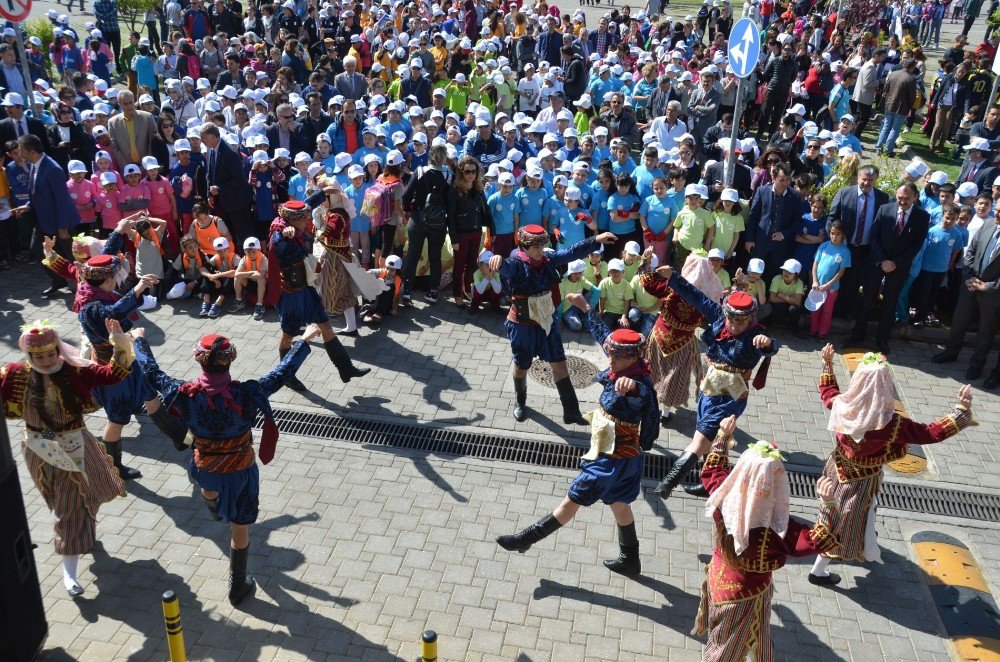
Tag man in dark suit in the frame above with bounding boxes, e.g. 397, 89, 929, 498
956, 137, 999, 193
333, 56, 367, 101
0, 93, 51, 153
933, 214, 1000, 387
746, 162, 801, 284
13, 134, 80, 296
200, 124, 254, 250
265, 103, 310, 157
848, 182, 930, 355
214, 53, 247, 92
703, 141, 752, 202
827, 166, 891, 318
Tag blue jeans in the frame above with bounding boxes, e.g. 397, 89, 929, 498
563, 306, 585, 331
877, 111, 906, 153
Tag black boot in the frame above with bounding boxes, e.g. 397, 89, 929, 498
496, 514, 562, 553
324, 338, 371, 383
228, 544, 256, 606
149, 404, 190, 451
554, 377, 587, 425
683, 483, 710, 497
279, 348, 308, 391
203, 495, 222, 521
513, 376, 528, 422
604, 522, 641, 576
104, 439, 142, 480
653, 451, 698, 499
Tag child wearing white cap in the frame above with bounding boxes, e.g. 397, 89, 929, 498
599, 258, 635, 331
345, 165, 373, 268
141, 157, 181, 254
767, 258, 805, 328
558, 259, 598, 331
95, 172, 123, 235
621, 240, 643, 281
745, 257, 768, 317
231, 237, 270, 321
250, 150, 287, 240
793, 193, 828, 288
203, 236, 241, 318
66, 160, 99, 233
469, 250, 503, 313
709, 188, 744, 261
121, 163, 152, 215
363, 254, 404, 324
672, 183, 714, 268
488, 172, 519, 259
585, 244, 608, 286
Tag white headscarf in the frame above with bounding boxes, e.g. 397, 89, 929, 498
705, 441, 791, 556
827, 354, 896, 438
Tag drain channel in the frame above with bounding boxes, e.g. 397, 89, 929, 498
258, 409, 1000, 523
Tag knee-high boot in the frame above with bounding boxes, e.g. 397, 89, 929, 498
554, 376, 586, 425
278, 348, 308, 391
496, 513, 563, 553
513, 375, 528, 422
104, 438, 141, 480
228, 543, 256, 606
148, 403, 190, 451
653, 451, 698, 499
604, 522, 641, 576
325, 338, 370, 383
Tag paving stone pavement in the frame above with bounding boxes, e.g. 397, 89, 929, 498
4, 253, 1000, 661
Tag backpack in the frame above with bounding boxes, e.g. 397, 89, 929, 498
361, 178, 400, 227
416, 167, 448, 230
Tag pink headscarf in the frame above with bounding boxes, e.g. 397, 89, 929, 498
681, 253, 725, 304
705, 441, 791, 556
827, 354, 896, 438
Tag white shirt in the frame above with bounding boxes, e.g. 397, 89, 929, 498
649, 116, 688, 152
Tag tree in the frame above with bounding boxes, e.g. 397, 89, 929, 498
118, 0, 163, 33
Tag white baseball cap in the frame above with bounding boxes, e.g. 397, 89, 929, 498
720, 188, 739, 203
386, 150, 405, 166
141, 156, 160, 170
244, 237, 261, 250
385, 255, 403, 270
564, 186, 582, 201
624, 241, 641, 256
567, 259, 585, 274
67, 160, 87, 174
957, 182, 979, 198
123, 164, 142, 176
780, 259, 802, 274
929, 171, 949, 186
608, 258, 626, 272
498, 172, 515, 186
213, 237, 230, 250
100, 171, 118, 185
707, 248, 726, 260
748, 258, 766, 274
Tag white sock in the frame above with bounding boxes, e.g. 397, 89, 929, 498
62, 554, 80, 590
341, 307, 357, 332
811, 556, 831, 577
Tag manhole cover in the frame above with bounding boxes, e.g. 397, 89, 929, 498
527, 356, 600, 389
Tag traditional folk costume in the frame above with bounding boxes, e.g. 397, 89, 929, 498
498, 225, 598, 424
693, 433, 838, 661
73, 250, 185, 479
653, 274, 778, 498
269, 200, 368, 389
134, 333, 310, 606
639, 255, 725, 422
808, 354, 975, 583
1, 321, 128, 597
496, 322, 658, 575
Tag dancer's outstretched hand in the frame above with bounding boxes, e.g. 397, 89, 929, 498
129, 326, 145, 340
594, 232, 618, 244
821, 343, 835, 363
614, 376, 636, 395
564, 292, 589, 311
958, 384, 973, 408
655, 265, 673, 280
816, 476, 836, 502
105, 319, 124, 336
718, 415, 737, 438
302, 323, 321, 342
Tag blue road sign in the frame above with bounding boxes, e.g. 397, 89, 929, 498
728, 18, 761, 79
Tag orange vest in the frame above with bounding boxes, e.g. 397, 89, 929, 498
193, 218, 223, 255
242, 252, 263, 273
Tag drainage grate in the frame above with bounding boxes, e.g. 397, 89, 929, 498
527, 356, 600, 389
258, 409, 1000, 523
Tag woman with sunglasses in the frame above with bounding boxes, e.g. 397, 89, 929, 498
447, 157, 493, 308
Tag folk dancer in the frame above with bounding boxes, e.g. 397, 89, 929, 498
487, 225, 617, 424
496, 293, 658, 575
808, 346, 975, 585
133, 327, 316, 605
692, 414, 840, 660
1, 320, 130, 597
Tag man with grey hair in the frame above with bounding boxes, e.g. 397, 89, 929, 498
334, 56, 366, 100
645, 100, 686, 151
265, 102, 309, 155
106, 90, 157, 168
201, 123, 254, 249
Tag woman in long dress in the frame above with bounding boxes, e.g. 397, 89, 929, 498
313, 181, 361, 335
0, 319, 130, 597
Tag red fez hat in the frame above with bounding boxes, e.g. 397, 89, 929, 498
521, 224, 546, 235
284, 200, 306, 210
87, 254, 115, 267
199, 334, 231, 350
609, 328, 642, 345
726, 291, 755, 312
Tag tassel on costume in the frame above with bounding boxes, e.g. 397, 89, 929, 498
752, 356, 771, 390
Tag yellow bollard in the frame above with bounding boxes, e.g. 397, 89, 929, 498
421, 630, 437, 661
161, 590, 187, 662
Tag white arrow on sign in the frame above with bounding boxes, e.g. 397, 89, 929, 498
730, 25, 755, 76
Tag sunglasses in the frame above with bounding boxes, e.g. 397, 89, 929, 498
463, 168, 478, 175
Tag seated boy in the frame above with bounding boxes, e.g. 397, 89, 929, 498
230, 236, 269, 320
767, 258, 806, 329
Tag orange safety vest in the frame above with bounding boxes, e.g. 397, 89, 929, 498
242, 252, 263, 273
181, 251, 204, 272
379, 268, 402, 300
192, 217, 223, 254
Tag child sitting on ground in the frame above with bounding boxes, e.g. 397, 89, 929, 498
559, 259, 598, 331
363, 254, 403, 325
130, 215, 170, 300
768, 258, 806, 330
707, 248, 731, 296
598, 257, 634, 330
230, 236, 269, 320
470, 249, 503, 313
746, 257, 769, 319
584, 244, 608, 285
168, 234, 215, 309
203, 236, 239, 318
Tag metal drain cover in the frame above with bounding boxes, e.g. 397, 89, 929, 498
527, 355, 600, 389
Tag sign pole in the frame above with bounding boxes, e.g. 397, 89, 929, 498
12, 23, 39, 119
724, 78, 744, 188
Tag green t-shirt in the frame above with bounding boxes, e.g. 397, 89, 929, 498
674, 207, 715, 252
599, 277, 634, 314
446, 84, 470, 115
770, 275, 805, 298
622, 257, 640, 282
584, 258, 608, 284
746, 278, 766, 302
559, 274, 595, 312
716, 268, 732, 290
711, 211, 745, 253
631, 274, 659, 311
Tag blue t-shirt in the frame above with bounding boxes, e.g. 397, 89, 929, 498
611, 157, 637, 177
639, 194, 673, 235
632, 166, 665, 199
548, 198, 586, 247
794, 213, 827, 266
607, 191, 641, 234
352, 146, 388, 166
921, 223, 963, 272
288, 173, 308, 201
664, 188, 686, 219
347, 182, 371, 233
487, 191, 518, 235
516, 186, 548, 226
590, 184, 613, 231
814, 240, 852, 291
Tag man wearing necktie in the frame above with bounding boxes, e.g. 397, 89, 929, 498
847, 182, 930, 356
933, 211, 1000, 388
957, 137, 998, 193
0, 93, 51, 153
199, 124, 254, 250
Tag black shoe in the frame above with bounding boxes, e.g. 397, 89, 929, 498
228, 545, 256, 606
808, 572, 842, 587
554, 377, 586, 425
229, 299, 246, 313
41, 286, 64, 297
335, 328, 360, 337
983, 373, 1000, 390
931, 351, 958, 364
966, 366, 983, 381
653, 451, 698, 499
603, 523, 641, 576
682, 483, 709, 497
104, 440, 142, 480
324, 338, 369, 382
496, 514, 563, 553
513, 376, 528, 423
424, 289, 438, 303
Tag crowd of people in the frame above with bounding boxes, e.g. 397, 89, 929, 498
0, 0, 996, 658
